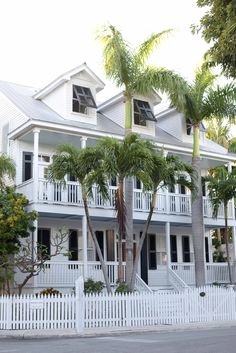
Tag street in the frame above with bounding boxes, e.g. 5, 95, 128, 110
0, 327, 236, 353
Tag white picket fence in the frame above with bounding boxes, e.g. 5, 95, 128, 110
1, 279, 236, 331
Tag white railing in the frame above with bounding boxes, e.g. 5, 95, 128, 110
34, 261, 125, 288
135, 274, 153, 293
171, 263, 230, 285
16, 179, 234, 219
168, 266, 190, 292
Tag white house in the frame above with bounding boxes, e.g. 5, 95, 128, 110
1, 63, 236, 293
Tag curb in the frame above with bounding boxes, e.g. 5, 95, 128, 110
1, 320, 236, 340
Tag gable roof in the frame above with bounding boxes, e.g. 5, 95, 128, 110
34, 63, 105, 100
0, 80, 124, 136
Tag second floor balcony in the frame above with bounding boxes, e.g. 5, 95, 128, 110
17, 179, 234, 220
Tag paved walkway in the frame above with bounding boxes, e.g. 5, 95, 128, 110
1, 320, 236, 339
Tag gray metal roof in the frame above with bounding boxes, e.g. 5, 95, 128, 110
0, 81, 124, 136
0, 80, 234, 159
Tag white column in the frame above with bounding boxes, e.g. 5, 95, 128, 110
164, 151, 170, 214
81, 136, 88, 278
228, 162, 235, 219
165, 222, 171, 267
33, 129, 40, 203
32, 219, 38, 290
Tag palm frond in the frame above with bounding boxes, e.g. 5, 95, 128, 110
135, 29, 173, 66
96, 24, 133, 88
0, 154, 16, 188
202, 83, 236, 121
133, 66, 189, 112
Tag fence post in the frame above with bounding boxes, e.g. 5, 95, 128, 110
75, 276, 84, 333
6, 295, 12, 330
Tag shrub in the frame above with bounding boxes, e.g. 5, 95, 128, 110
115, 282, 130, 293
39, 287, 61, 296
84, 278, 104, 294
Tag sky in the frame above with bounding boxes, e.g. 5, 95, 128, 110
0, 0, 209, 103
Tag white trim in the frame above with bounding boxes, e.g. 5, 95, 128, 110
34, 63, 105, 99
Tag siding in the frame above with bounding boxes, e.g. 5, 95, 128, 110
0, 92, 28, 135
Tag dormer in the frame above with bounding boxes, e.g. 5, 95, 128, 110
34, 63, 105, 125
156, 108, 206, 142
98, 91, 161, 137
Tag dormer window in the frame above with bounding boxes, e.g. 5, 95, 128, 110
133, 99, 156, 126
186, 119, 192, 135
72, 85, 97, 114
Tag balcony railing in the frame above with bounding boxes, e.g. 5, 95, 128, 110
16, 179, 233, 219
14, 261, 230, 289
170, 263, 230, 285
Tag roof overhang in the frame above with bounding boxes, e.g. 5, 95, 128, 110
34, 63, 105, 100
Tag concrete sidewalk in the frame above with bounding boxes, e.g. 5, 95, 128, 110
1, 320, 236, 340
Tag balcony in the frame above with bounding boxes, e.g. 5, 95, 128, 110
16, 179, 233, 219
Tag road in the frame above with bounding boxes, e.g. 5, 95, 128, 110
0, 327, 236, 353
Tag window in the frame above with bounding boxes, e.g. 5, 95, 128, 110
148, 234, 157, 269
22, 152, 33, 182
186, 119, 192, 135
170, 235, 178, 262
133, 99, 156, 126
69, 230, 78, 261
205, 237, 209, 263
95, 231, 104, 261
182, 236, 190, 262
72, 85, 96, 114
37, 228, 51, 259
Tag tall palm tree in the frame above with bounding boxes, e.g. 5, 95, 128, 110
98, 25, 188, 284
205, 166, 236, 284
176, 62, 236, 286
49, 144, 112, 293
98, 133, 155, 286
129, 152, 195, 291
0, 154, 15, 189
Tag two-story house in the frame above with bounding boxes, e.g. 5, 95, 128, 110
1, 63, 236, 293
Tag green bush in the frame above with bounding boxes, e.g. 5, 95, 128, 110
39, 287, 61, 296
115, 282, 130, 293
84, 278, 104, 294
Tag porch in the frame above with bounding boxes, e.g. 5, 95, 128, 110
14, 261, 230, 292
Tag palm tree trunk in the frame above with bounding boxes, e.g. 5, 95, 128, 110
116, 177, 126, 283
124, 95, 134, 289
224, 203, 233, 284
82, 187, 112, 293
192, 124, 206, 287
125, 176, 133, 288
129, 191, 157, 291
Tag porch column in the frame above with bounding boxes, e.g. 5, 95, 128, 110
164, 151, 170, 214
32, 219, 38, 290
81, 136, 88, 278
228, 162, 235, 219
33, 129, 40, 203
165, 222, 171, 267
232, 227, 236, 284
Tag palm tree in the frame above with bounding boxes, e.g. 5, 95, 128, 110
129, 151, 196, 291
206, 117, 231, 149
48, 144, 112, 293
98, 25, 188, 284
0, 154, 15, 189
205, 166, 236, 284
98, 133, 155, 286
177, 62, 236, 286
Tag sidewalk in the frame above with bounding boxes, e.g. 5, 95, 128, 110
1, 320, 236, 340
